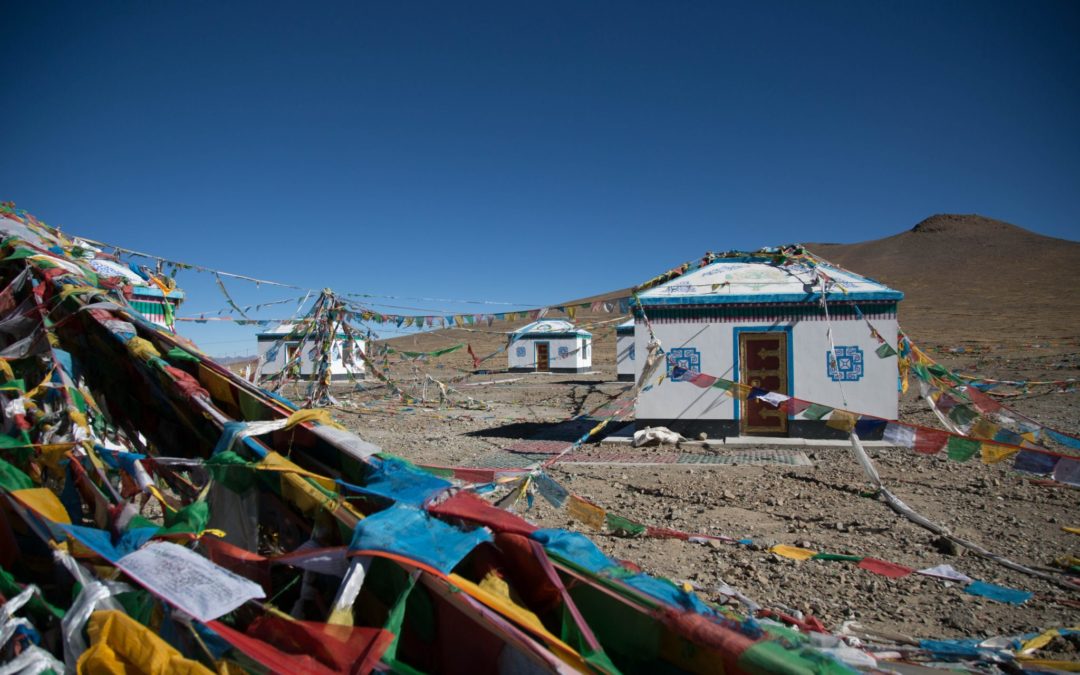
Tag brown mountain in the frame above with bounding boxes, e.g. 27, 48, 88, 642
807, 214, 1080, 345
379, 213, 1078, 375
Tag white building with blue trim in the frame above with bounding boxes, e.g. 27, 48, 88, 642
87, 258, 185, 330
256, 322, 364, 381
634, 255, 903, 438
508, 320, 592, 373
616, 319, 636, 381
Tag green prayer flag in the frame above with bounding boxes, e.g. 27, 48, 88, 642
947, 404, 978, 427
875, 343, 897, 358
946, 436, 979, 462
605, 513, 646, 538
206, 450, 258, 493
912, 363, 931, 382
381, 573, 422, 674
161, 500, 210, 535
2, 248, 36, 262
811, 553, 863, 562
0, 379, 26, 392
0, 565, 65, 620
165, 347, 200, 363
802, 403, 833, 421
0, 456, 34, 491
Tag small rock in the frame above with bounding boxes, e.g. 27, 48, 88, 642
931, 536, 963, 557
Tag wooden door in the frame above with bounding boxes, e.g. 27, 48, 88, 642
535, 343, 550, 372
738, 332, 789, 435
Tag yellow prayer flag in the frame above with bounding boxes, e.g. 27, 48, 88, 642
449, 574, 589, 672
970, 418, 999, 440
726, 384, 750, 401
769, 544, 817, 561
1015, 659, 1080, 672
284, 408, 344, 430
11, 487, 71, 525
126, 336, 162, 363
1020, 628, 1061, 655
77, 610, 213, 675
198, 364, 237, 408
980, 442, 1018, 464
825, 410, 856, 433
38, 443, 75, 475
1062, 526, 1080, 536
567, 495, 606, 530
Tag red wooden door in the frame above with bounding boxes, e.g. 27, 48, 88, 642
535, 343, 550, 371
739, 332, 789, 435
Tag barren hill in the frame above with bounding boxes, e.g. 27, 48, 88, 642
378, 214, 1079, 375
375, 286, 633, 379
807, 214, 1080, 345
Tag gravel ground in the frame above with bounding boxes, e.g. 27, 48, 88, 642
315, 340, 1080, 642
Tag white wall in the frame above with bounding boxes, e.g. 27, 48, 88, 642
258, 337, 365, 379
635, 317, 898, 423
508, 336, 592, 370
616, 332, 636, 378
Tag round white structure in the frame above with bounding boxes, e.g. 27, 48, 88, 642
507, 320, 592, 373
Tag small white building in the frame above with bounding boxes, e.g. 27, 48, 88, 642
634, 255, 903, 439
87, 258, 185, 330
615, 319, 636, 381
257, 322, 365, 381
508, 320, 592, 373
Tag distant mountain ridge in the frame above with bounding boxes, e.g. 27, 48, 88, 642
381, 213, 1078, 368
807, 214, 1080, 344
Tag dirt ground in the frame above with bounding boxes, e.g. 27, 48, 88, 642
282, 334, 1080, 645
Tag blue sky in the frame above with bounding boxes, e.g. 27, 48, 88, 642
2, 2, 1078, 355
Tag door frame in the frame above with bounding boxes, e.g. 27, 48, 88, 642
534, 341, 550, 372
733, 327, 793, 435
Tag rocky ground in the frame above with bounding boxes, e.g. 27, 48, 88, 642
303, 338, 1080, 643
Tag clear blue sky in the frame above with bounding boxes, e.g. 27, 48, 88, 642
2, 2, 1078, 355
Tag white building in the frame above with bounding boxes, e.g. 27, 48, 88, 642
634, 255, 903, 438
508, 320, 592, 373
616, 319, 636, 381
87, 258, 185, 330
257, 322, 365, 381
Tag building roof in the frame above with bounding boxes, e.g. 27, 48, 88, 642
638, 256, 903, 306
256, 321, 359, 340
510, 319, 591, 338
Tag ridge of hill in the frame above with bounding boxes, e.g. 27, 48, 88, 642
378, 214, 1079, 374
807, 214, 1080, 344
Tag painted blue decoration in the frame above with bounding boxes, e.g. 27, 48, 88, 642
558, 346, 569, 359
515, 346, 526, 357
827, 346, 864, 381
667, 347, 700, 382
628, 343, 635, 360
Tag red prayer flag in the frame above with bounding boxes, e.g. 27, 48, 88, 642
858, 557, 914, 579
689, 373, 718, 388
914, 428, 950, 455
208, 617, 393, 675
